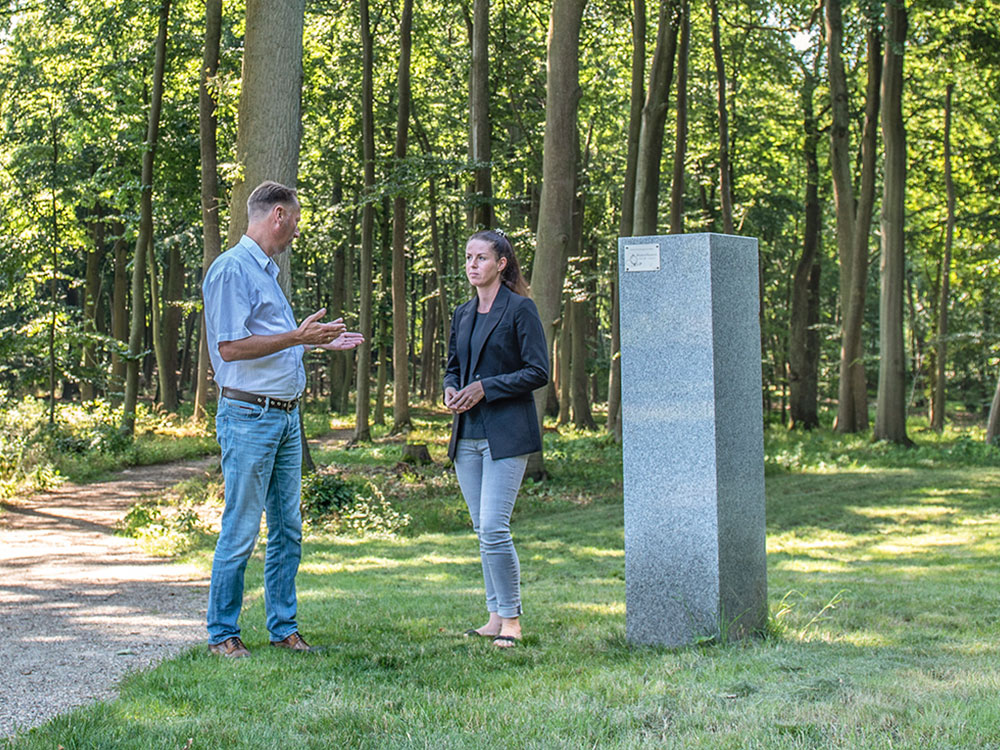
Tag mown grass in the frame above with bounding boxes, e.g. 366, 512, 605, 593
7, 411, 1000, 748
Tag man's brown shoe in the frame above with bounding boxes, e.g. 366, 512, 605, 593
270, 632, 315, 652
208, 636, 250, 658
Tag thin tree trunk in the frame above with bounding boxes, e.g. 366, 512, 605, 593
338, 221, 357, 414
831, 5, 881, 433
469, 0, 494, 229
609, 0, 646, 441
122, 0, 170, 436
527, 0, 588, 479
669, 0, 689, 234
570, 296, 595, 429
110, 222, 128, 396
411, 113, 451, 359
391, 0, 414, 434
193, 0, 223, 423
375, 197, 390, 427
178, 310, 196, 396
146, 234, 168, 406
570, 130, 595, 430
557, 313, 570, 426
81, 208, 104, 401
930, 82, 955, 431
632, 0, 680, 236
874, 0, 910, 445
420, 296, 438, 398
353, 0, 375, 443
710, 0, 733, 233
328, 196, 350, 411
788, 62, 822, 430
48, 103, 59, 424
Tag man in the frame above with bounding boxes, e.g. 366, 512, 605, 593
202, 180, 363, 658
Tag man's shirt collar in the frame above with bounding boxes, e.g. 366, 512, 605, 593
238, 234, 279, 279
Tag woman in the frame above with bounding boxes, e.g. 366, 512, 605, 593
444, 229, 549, 648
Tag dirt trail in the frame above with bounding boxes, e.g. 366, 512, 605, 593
0, 457, 219, 738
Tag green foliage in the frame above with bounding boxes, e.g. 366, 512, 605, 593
764, 420, 1000, 475
114, 475, 219, 556
0, 395, 217, 498
302, 470, 411, 537
301, 470, 368, 518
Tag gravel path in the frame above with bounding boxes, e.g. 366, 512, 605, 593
0, 457, 219, 739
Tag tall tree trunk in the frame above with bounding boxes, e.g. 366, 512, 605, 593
669, 0, 689, 234
224, 0, 305, 295
528, 0, 588, 479
163, 245, 183, 408
178, 310, 196, 396
420, 295, 438, 398
110, 221, 128, 396
632, 0, 680, 235
391, 0, 413, 434
354, 0, 375, 442
147, 236, 181, 411
788, 62, 822, 429
411, 114, 451, 363
146, 234, 169, 406
338, 218, 357, 414
193, 0, 223, 423
609, 0, 646, 441
570, 295, 595, 429
327, 196, 351, 412
47, 102, 59, 424
930, 82, 955, 432
710, 0, 733, 233
81, 209, 104, 401
556, 313, 570, 426
469, 0, 494, 229
830, 3, 881, 433
122, 0, 170, 436
874, 0, 910, 445
225, 0, 308, 464
570, 131, 595, 430
375, 197, 390, 427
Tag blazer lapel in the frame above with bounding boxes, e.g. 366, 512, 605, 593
456, 299, 476, 385
469, 285, 510, 375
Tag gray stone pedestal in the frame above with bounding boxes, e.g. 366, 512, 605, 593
618, 233, 766, 647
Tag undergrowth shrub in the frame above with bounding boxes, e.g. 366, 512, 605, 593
301, 470, 410, 536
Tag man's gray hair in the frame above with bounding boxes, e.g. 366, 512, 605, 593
247, 181, 298, 221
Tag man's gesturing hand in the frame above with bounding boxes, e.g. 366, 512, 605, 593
296, 308, 347, 346
316, 331, 365, 351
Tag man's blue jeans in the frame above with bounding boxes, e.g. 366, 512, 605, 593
206, 397, 303, 644
453, 439, 528, 618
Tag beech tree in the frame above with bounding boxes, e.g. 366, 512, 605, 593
121, 0, 170, 437
193, 0, 223, 423
874, 0, 910, 445
529, 0, 588, 477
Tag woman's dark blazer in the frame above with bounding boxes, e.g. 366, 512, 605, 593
444, 284, 549, 461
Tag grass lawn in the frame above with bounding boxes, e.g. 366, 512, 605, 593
6, 414, 1000, 749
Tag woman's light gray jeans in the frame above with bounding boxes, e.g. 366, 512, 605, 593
454, 439, 528, 618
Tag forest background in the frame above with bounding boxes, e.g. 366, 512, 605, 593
2, 0, 1000, 471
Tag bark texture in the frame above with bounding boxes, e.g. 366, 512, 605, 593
874, 0, 910, 444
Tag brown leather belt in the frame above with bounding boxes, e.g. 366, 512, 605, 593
221, 387, 298, 412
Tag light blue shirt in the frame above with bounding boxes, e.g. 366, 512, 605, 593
202, 235, 305, 399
